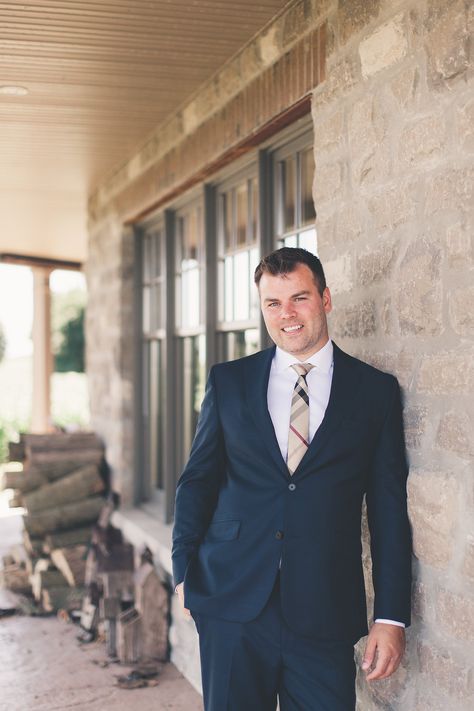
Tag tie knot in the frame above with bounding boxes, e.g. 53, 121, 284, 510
291, 363, 314, 378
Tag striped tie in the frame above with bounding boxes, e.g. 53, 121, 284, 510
287, 363, 314, 475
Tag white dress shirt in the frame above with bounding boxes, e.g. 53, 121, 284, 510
267, 339, 404, 629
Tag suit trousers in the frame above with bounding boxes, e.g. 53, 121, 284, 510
191, 572, 356, 711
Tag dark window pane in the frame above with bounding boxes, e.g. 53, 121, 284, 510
236, 183, 247, 247
301, 148, 315, 226
284, 157, 296, 232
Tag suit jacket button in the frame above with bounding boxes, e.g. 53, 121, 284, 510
275, 530, 284, 540
288, 483, 296, 491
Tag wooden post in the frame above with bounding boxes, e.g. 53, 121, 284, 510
31, 266, 53, 433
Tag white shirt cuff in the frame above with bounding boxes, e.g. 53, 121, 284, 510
375, 618, 405, 627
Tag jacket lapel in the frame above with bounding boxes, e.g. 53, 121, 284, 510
245, 346, 289, 478
293, 342, 363, 478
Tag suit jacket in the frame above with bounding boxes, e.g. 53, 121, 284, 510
172, 342, 412, 642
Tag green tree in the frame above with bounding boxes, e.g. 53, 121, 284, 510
0, 322, 6, 363
54, 306, 85, 372
52, 288, 86, 373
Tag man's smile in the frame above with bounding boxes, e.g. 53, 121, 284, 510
282, 324, 304, 333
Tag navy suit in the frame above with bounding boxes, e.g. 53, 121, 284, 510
172, 342, 412, 708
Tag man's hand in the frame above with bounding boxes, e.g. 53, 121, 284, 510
175, 582, 191, 618
362, 623, 405, 681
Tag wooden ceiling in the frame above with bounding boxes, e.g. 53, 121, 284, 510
0, 0, 290, 262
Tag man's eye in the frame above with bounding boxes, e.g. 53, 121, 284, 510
295, 297, 306, 302
268, 302, 279, 308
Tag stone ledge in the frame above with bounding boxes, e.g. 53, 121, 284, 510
111, 506, 173, 579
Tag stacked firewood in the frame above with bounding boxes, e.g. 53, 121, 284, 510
1, 432, 106, 612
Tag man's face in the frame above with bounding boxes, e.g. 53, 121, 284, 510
258, 263, 332, 360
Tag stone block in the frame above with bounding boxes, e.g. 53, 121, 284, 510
348, 94, 386, 154
435, 588, 474, 641
312, 56, 358, 109
335, 203, 363, 243
338, 0, 381, 44
407, 469, 460, 569
259, 25, 280, 67
368, 183, 417, 233
449, 285, 474, 337
399, 114, 446, 165
380, 296, 393, 336
425, 0, 470, 89
390, 65, 420, 109
395, 237, 443, 336
329, 300, 376, 338
462, 535, 474, 580
417, 349, 474, 394
313, 109, 345, 154
356, 240, 396, 285
417, 639, 474, 698
445, 222, 474, 268
314, 160, 344, 204
457, 98, 474, 152
436, 410, 474, 459
324, 253, 353, 294
359, 13, 408, 79
352, 141, 392, 186
404, 406, 428, 450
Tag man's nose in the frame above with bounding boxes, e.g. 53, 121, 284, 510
281, 303, 297, 319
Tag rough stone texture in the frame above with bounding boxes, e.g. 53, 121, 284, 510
404, 406, 428, 450
339, 0, 381, 44
357, 240, 396, 285
425, 0, 470, 89
417, 640, 474, 699
436, 410, 474, 459
314, 160, 344, 204
462, 535, 474, 580
396, 237, 443, 336
324, 253, 353, 294
390, 65, 420, 108
435, 588, 474, 641
399, 114, 446, 165
425, 165, 474, 215
407, 469, 460, 569
457, 97, 474, 151
417, 349, 474, 394
445, 222, 474, 268
359, 14, 408, 78
449, 285, 474, 337
328, 300, 377, 339
367, 182, 417, 233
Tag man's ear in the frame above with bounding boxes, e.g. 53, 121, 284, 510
323, 287, 332, 314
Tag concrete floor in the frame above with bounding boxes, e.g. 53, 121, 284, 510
0, 496, 203, 711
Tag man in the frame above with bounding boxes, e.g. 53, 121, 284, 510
172, 247, 412, 710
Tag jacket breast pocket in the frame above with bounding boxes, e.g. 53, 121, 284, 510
205, 520, 240, 542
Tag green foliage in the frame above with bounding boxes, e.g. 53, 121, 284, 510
0, 322, 6, 364
0, 418, 25, 465
52, 289, 86, 373
54, 307, 85, 373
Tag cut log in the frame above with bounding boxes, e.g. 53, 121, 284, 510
43, 525, 93, 553
22, 432, 102, 454
23, 495, 104, 537
2, 554, 15, 568
23, 465, 105, 513
34, 558, 52, 574
134, 563, 168, 661
50, 546, 88, 587
22, 530, 43, 558
95, 542, 134, 574
31, 570, 68, 602
42, 586, 85, 612
117, 608, 141, 664
25, 450, 104, 482
8, 441, 24, 462
1, 564, 30, 594
1, 468, 46, 493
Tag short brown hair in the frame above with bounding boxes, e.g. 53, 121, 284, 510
254, 247, 326, 296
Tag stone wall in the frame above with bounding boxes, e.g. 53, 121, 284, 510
86, 0, 473, 706
313, 1, 473, 708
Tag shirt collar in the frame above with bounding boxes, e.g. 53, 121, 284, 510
273, 339, 334, 374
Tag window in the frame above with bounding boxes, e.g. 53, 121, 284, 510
273, 139, 317, 253
175, 199, 207, 471
140, 225, 165, 502
216, 170, 260, 361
